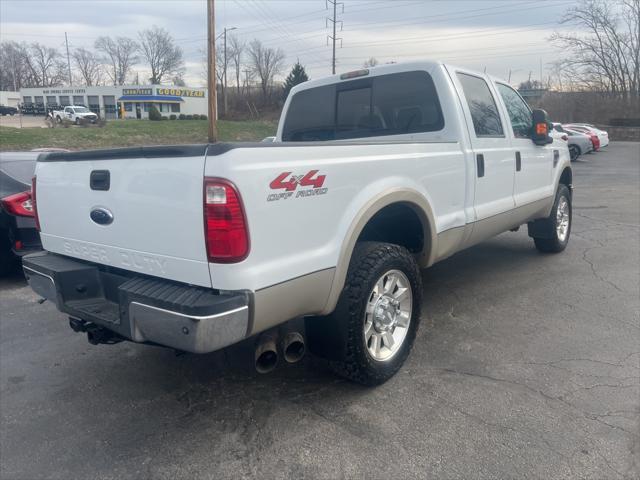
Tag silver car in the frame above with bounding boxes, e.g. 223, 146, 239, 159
552, 123, 593, 161
565, 123, 609, 148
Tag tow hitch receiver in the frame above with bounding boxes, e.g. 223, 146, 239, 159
68, 317, 124, 345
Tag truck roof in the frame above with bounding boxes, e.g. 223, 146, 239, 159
289, 60, 511, 96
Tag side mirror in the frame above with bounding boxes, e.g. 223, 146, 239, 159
531, 109, 553, 146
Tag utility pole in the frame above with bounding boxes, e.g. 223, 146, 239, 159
243, 69, 251, 94
224, 28, 228, 116
65, 32, 72, 86
539, 58, 543, 84
326, 0, 343, 74
207, 0, 218, 143
10, 50, 17, 91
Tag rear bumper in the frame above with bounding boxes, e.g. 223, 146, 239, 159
23, 251, 250, 353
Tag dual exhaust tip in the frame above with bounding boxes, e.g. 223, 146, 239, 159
255, 331, 305, 374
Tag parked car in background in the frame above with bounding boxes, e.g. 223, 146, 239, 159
566, 124, 609, 148
565, 128, 595, 160
552, 123, 593, 161
0, 105, 18, 116
52, 105, 99, 125
550, 123, 568, 145
0, 152, 41, 275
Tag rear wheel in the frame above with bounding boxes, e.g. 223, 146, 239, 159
568, 144, 581, 162
532, 184, 572, 253
306, 242, 422, 385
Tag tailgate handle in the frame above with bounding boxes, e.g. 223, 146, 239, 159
90, 170, 110, 191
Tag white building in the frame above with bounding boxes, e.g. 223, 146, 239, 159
19, 84, 208, 119
0, 91, 20, 108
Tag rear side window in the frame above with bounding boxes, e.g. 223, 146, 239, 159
282, 71, 444, 141
456, 73, 504, 137
497, 83, 532, 138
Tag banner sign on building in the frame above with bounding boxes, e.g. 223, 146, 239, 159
156, 88, 205, 98
123, 88, 153, 95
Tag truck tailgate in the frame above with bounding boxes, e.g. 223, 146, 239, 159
35, 147, 211, 287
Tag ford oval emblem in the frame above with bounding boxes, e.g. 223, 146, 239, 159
90, 207, 114, 225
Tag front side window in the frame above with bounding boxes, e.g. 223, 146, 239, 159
282, 71, 444, 141
456, 73, 504, 137
497, 83, 532, 138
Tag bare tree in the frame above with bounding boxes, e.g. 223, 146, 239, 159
551, 0, 639, 102
26, 43, 66, 87
246, 39, 285, 101
228, 35, 245, 95
72, 47, 102, 86
172, 74, 186, 86
95, 36, 138, 85
0, 41, 34, 90
138, 25, 184, 84
363, 57, 379, 68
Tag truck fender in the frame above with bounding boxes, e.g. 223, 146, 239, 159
319, 188, 437, 315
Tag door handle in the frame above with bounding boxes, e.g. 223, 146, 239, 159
515, 151, 522, 172
476, 154, 485, 178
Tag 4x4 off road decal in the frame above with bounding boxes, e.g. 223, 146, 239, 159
267, 170, 328, 202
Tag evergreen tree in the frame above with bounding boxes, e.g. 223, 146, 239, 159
282, 62, 309, 100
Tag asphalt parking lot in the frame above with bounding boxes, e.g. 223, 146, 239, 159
1, 142, 638, 480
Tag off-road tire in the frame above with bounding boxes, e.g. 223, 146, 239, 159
316, 242, 422, 386
533, 184, 572, 253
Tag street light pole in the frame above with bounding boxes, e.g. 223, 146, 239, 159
207, 0, 217, 143
222, 26, 237, 118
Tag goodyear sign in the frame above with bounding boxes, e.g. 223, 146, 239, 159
156, 88, 205, 98
123, 88, 152, 95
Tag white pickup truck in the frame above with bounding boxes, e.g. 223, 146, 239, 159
24, 61, 572, 385
52, 105, 99, 125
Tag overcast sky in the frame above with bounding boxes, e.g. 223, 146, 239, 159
1, 0, 583, 86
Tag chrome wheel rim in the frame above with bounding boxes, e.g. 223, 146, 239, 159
364, 269, 412, 362
556, 196, 570, 242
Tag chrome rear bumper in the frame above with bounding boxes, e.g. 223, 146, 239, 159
23, 252, 250, 354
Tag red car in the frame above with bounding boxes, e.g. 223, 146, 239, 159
1, 189, 40, 275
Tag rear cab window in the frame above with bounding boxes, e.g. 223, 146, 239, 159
282, 70, 445, 141
456, 73, 504, 137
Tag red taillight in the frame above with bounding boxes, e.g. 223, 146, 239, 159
1, 190, 34, 217
203, 178, 249, 263
32, 176, 40, 230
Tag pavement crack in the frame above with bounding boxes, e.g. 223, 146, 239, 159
580, 242, 625, 293
437, 367, 640, 438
